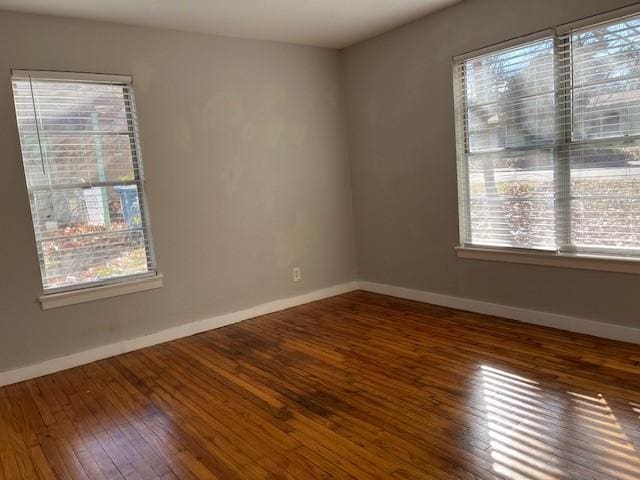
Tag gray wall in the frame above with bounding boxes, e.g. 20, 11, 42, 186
3, 0, 640, 373
343, 0, 640, 328
0, 11, 356, 371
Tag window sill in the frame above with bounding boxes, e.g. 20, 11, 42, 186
39, 274, 164, 310
456, 246, 640, 274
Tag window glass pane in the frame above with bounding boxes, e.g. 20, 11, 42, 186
572, 17, 640, 87
467, 149, 556, 249
17, 133, 136, 188
13, 81, 136, 188
30, 185, 147, 289
572, 17, 640, 141
573, 77, 640, 141
13, 81, 131, 134
570, 144, 640, 250
467, 93, 555, 151
465, 38, 555, 152
569, 15, 640, 253
42, 230, 148, 290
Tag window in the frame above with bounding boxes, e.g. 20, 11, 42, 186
12, 71, 157, 294
454, 12, 640, 262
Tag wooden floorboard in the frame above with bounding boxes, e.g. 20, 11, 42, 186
1, 290, 640, 479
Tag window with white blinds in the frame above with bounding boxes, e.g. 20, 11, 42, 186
454, 12, 640, 258
12, 71, 157, 293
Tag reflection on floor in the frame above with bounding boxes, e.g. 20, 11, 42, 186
0, 290, 639, 479
481, 366, 640, 479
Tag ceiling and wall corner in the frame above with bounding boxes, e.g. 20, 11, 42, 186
0, 0, 462, 48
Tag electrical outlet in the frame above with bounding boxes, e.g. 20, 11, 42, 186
292, 267, 301, 282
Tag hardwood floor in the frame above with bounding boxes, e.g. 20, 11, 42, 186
1, 291, 640, 479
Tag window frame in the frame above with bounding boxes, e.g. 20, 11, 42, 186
11, 70, 162, 305
453, 6, 640, 273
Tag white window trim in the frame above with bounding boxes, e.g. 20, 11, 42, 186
456, 247, 640, 274
453, 4, 640, 272
39, 273, 163, 310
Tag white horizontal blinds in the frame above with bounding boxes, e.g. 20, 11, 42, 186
563, 15, 640, 254
12, 73, 156, 291
455, 37, 558, 250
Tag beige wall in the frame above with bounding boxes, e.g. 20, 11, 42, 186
343, 0, 640, 328
0, 11, 356, 371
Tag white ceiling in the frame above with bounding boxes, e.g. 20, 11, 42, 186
0, 0, 461, 48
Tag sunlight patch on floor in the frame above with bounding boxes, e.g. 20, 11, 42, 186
480, 365, 640, 480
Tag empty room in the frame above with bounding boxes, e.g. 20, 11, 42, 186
1, 0, 640, 478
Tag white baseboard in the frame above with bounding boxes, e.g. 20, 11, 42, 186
358, 281, 640, 345
0, 281, 359, 387
5, 279, 636, 387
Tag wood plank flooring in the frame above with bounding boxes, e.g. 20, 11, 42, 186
1, 291, 640, 479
